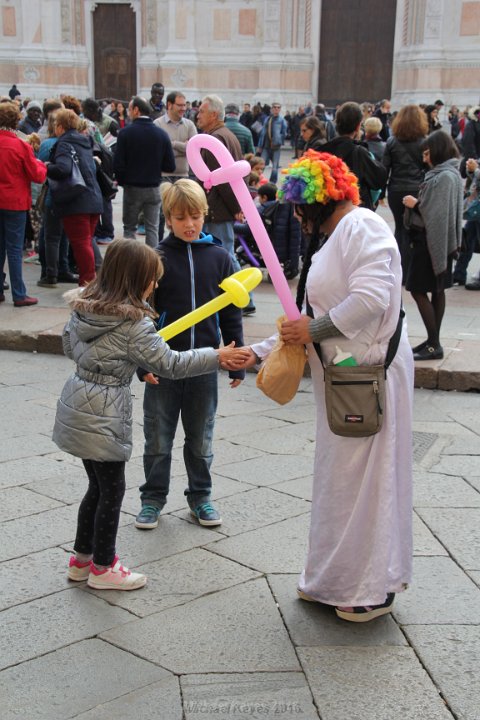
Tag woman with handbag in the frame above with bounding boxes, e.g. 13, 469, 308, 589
382, 105, 428, 280
46, 109, 103, 285
237, 151, 414, 622
403, 131, 463, 360
0, 101, 47, 306
37, 111, 78, 287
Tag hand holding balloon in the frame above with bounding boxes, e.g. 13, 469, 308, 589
187, 134, 301, 320
158, 267, 262, 342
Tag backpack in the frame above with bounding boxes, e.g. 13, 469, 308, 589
93, 142, 114, 179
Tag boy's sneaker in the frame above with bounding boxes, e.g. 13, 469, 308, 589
67, 556, 91, 582
190, 501, 222, 527
87, 556, 147, 591
135, 505, 161, 529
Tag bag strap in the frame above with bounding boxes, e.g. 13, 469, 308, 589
305, 294, 404, 373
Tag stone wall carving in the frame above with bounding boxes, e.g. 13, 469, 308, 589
264, 0, 280, 43
61, 0, 71, 44
24, 66, 40, 83
146, 0, 157, 44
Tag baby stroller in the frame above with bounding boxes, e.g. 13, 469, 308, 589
234, 201, 300, 280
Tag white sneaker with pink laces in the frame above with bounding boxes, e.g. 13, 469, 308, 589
87, 556, 147, 591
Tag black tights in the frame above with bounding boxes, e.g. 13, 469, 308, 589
74, 459, 126, 566
410, 290, 445, 347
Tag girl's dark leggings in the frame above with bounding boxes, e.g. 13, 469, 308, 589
74, 459, 126, 566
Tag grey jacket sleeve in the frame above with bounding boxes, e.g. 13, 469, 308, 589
62, 316, 74, 359
127, 317, 219, 379
309, 313, 343, 343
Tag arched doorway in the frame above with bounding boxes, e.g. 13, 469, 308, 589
92, 2, 137, 101
317, 0, 397, 106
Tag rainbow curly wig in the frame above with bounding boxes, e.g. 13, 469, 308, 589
278, 150, 360, 206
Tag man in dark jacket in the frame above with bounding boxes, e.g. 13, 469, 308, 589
148, 82, 165, 120
114, 95, 175, 248
18, 101, 42, 135
196, 95, 243, 266
240, 103, 253, 129
224, 103, 255, 154
323, 102, 387, 211
8, 84, 20, 100
462, 106, 480, 162
196, 94, 256, 312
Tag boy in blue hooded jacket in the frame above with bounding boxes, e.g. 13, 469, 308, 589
135, 179, 245, 529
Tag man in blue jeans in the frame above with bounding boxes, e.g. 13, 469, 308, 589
256, 103, 287, 184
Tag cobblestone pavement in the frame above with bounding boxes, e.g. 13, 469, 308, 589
1, 349, 479, 719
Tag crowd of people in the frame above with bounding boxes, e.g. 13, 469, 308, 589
0, 80, 478, 620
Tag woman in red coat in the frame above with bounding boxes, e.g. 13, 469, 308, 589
0, 101, 47, 306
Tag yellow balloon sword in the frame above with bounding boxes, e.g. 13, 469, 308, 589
157, 267, 262, 342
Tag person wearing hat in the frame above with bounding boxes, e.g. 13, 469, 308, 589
18, 101, 42, 135
237, 150, 414, 622
149, 82, 165, 120
224, 103, 254, 155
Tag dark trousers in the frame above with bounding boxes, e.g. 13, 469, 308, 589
74, 459, 126, 566
94, 196, 114, 240
388, 189, 417, 282
454, 220, 480, 282
40, 208, 70, 278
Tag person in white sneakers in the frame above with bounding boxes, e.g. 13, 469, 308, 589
52, 239, 250, 590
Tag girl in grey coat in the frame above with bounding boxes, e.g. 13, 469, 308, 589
54, 239, 249, 591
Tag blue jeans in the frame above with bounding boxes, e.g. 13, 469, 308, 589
122, 185, 160, 248
0, 209, 28, 301
141, 372, 218, 509
261, 147, 282, 184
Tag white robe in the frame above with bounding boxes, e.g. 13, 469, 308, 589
254, 207, 414, 606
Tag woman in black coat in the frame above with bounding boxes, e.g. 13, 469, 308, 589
46, 109, 103, 285
300, 116, 327, 151
383, 105, 428, 279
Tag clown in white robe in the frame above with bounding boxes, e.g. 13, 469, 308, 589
253, 207, 414, 607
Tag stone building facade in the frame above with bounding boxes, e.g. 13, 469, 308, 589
0, 0, 478, 109
392, 0, 480, 108
0, 0, 319, 107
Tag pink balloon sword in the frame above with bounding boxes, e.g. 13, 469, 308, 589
186, 134, 301, 320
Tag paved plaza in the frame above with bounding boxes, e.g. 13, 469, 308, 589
1, 154, 480, 717
0, 346, 479, 719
